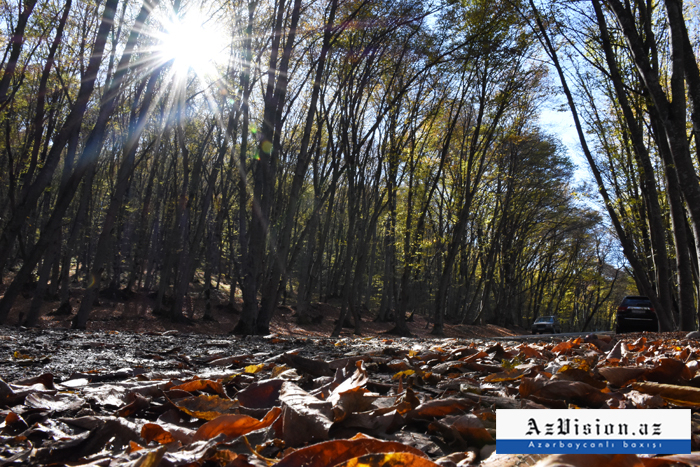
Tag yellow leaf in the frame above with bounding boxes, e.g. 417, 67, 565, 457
392, 370, 415, 380
245, 364, 265, 374
272, 364, 290, 377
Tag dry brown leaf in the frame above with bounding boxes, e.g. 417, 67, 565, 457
130, 446, 167, 467
332, 387, 378, 422
643, 358, 691, 383
388, 360, 412, 372
520, 378, 607, 408
428, 414, 494, 448
24, 392, 85, 412
518, 345, 545, 359
624, 389, 667, 409
329, 361, 369, 403
486, 344, 514, 361
598, 367, 647, 387
631, 381, 700, 406
606, 341, 627, 360
280, 354, 333, 377
237, 378, 284, 409
552, 368, 606, 389
279, 381, 334, 447
394, 387, 421, 415
13, 373, 55, 389
117, 392, 150, 417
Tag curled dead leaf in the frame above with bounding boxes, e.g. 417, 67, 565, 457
332, 387, 378, 422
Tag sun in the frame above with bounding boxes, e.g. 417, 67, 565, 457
156, 7, 229, 80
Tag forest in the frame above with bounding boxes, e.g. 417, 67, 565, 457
0, 0, 698, 335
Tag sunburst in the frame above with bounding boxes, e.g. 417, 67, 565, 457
154, 6, 229, 84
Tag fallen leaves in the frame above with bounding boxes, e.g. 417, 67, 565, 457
2, 329, 700, 466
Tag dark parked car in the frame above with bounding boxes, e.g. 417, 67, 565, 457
531, 316, 561, 334
615, 296, 658, 333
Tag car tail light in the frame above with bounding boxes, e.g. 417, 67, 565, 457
617, 306, 628, 312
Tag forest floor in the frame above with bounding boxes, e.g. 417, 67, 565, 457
1, 280, 528, 339
2, 283, 699, 467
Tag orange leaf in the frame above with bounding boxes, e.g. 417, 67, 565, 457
129, 441, 144, 453
171, 379, 224, 395
193, 406, 281, 441
551, 341, 574, 354
405, 398, 475, 420
141, 423, 177, 445
274, 434, 427, 467
333, 452, 441, 467
484, 369, 525, 383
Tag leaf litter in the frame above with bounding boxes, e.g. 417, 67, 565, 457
2, 326, 700, 466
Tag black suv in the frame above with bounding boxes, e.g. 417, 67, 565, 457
615, 296, 658, 333
531, 316, 561, 334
